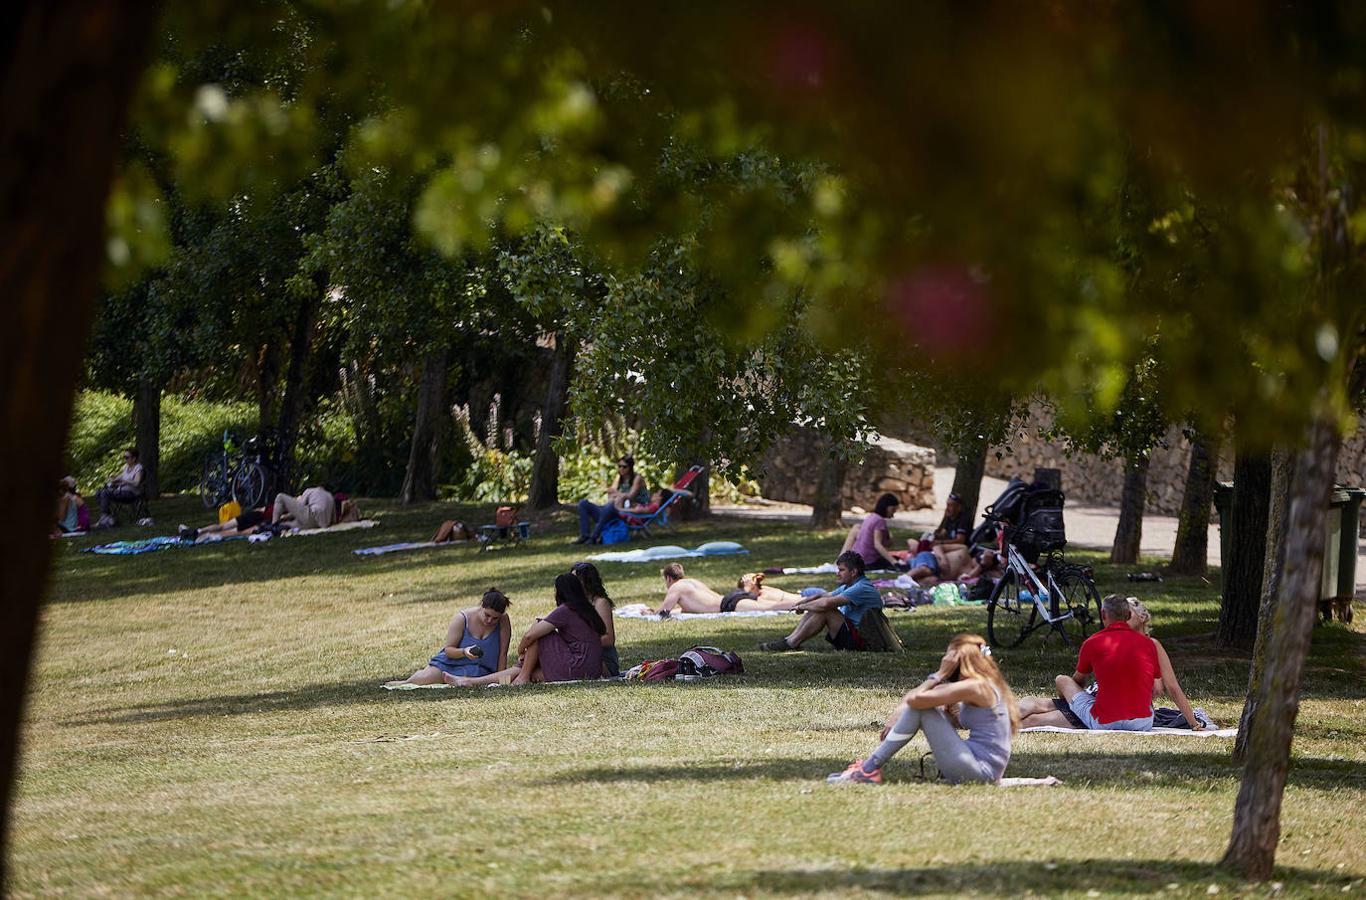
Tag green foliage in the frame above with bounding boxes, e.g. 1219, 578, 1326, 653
66, 391, 257, 494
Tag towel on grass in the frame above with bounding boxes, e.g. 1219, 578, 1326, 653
998, 776, 1063, 787
614, 602, 794, 620
1021, 725, 1238, 738
355, 540, 444, 557
587, 541, 747, 563
85, 536, 185, 555
765, 563, 897, 576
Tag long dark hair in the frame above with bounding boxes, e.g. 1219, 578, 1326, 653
572, 561, 613, 608
555, 572, 607, 635
874, 492, 899, 518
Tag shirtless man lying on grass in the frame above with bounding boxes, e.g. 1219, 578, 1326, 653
643, 563, 804, 616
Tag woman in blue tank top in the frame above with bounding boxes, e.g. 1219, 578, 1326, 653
828, 633, 1018, 785
385, 589, 512, 688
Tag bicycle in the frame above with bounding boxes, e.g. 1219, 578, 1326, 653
199, 430, 272, 510
985, 542, 1101, 648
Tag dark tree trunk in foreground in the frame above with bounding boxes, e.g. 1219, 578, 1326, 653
1222, 414, 1339, 880
399, 351, 450, 504
809, 440, 848, 529
0, 2, 156, 882
275, 274, 325, 493
949, 434, 988, 524
1109, 454, 1148, 564
1218, 449, 1272, 648
527, 332, 574, 510
1234, 447, 1294, 763
1169, 426, 1221, 576
133, 377, 161, 500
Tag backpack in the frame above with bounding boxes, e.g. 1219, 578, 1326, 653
856, 609, 904, 653
679, 646, 745, 676
629, 658, 681, 681
600, 518, 629, 545
494, 506, 518, 528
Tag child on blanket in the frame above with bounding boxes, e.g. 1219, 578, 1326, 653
573, 561, 619, 676
1017, 596, 1207, 731
828, 633, 1018, 785
384, 589, 512, 687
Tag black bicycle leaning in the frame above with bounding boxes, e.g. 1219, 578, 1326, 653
199, 430, 272, 510
975, 479, 1102, 648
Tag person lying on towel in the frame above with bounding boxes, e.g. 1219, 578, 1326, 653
642, 563, 806, 616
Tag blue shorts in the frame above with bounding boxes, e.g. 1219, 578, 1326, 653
912, 550, 939, 576
1068, 690, 1153, 731
428, 649, 492, 678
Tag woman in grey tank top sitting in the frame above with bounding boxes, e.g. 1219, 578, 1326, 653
828, 633, 1018, 785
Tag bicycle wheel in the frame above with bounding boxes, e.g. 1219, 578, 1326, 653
986, 569, 1039, 649
1051, 567, 1102, 647
233, 462, 268, 509
200, 454, 229, 509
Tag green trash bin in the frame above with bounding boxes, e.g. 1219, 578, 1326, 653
1213, 481, 1364, 613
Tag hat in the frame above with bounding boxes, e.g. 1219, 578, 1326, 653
60, 475, 78, 491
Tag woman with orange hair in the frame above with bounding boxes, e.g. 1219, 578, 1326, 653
828, 633, 1018, 785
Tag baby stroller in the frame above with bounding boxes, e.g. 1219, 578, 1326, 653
976, 477, 1100, 648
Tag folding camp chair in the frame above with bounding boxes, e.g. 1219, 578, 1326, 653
620, 465, 703, 538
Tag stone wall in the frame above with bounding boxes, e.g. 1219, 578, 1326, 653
982, 402, 1366, 515
760, 429, 937, 511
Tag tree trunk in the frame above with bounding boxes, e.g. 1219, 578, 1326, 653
809, 439, 848, 529
526, 332, 574, 510
1234, 447, 1294, 763
0, 2, 156, 882
1169, 426, 1222, 576
1222, 414, 1339, 880
133, 376, 161, 499
1109, 454, 1148, 564
949, 434, 988, 524
1218, 449, 1272, 648
399, 350, 450, 504
274, 274, 324, 493
255, 340, 282, 432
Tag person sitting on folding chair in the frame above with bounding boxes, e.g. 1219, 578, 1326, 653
93, 448, 144, 528
574, 455, 650, 544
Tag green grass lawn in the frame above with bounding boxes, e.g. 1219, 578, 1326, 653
10, 497, 1366, 898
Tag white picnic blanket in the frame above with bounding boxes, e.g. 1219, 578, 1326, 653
998, 776, 1063, 787
614, 602, 793, 620
1022, 725, 1237, 738
247, 519, 378, 542
587, 541, 747, 563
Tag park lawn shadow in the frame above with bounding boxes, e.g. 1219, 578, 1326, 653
686, 859, 1357, 897
535, 748, 1361, 792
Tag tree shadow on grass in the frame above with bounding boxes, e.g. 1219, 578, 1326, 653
535, 748, 1364, 793
691, 859, 1355, 897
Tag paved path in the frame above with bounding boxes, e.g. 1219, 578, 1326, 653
715, 466, 1366, 592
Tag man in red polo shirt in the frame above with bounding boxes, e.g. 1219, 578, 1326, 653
1055, 594, 1159, 730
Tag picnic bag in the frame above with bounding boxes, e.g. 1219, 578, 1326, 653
856, 609, 904, 653
600, 518, 629, 545
678, 646, 744, 677
630, 658, 681, 681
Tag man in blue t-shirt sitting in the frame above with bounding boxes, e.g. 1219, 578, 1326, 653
760, 551, 883, 651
